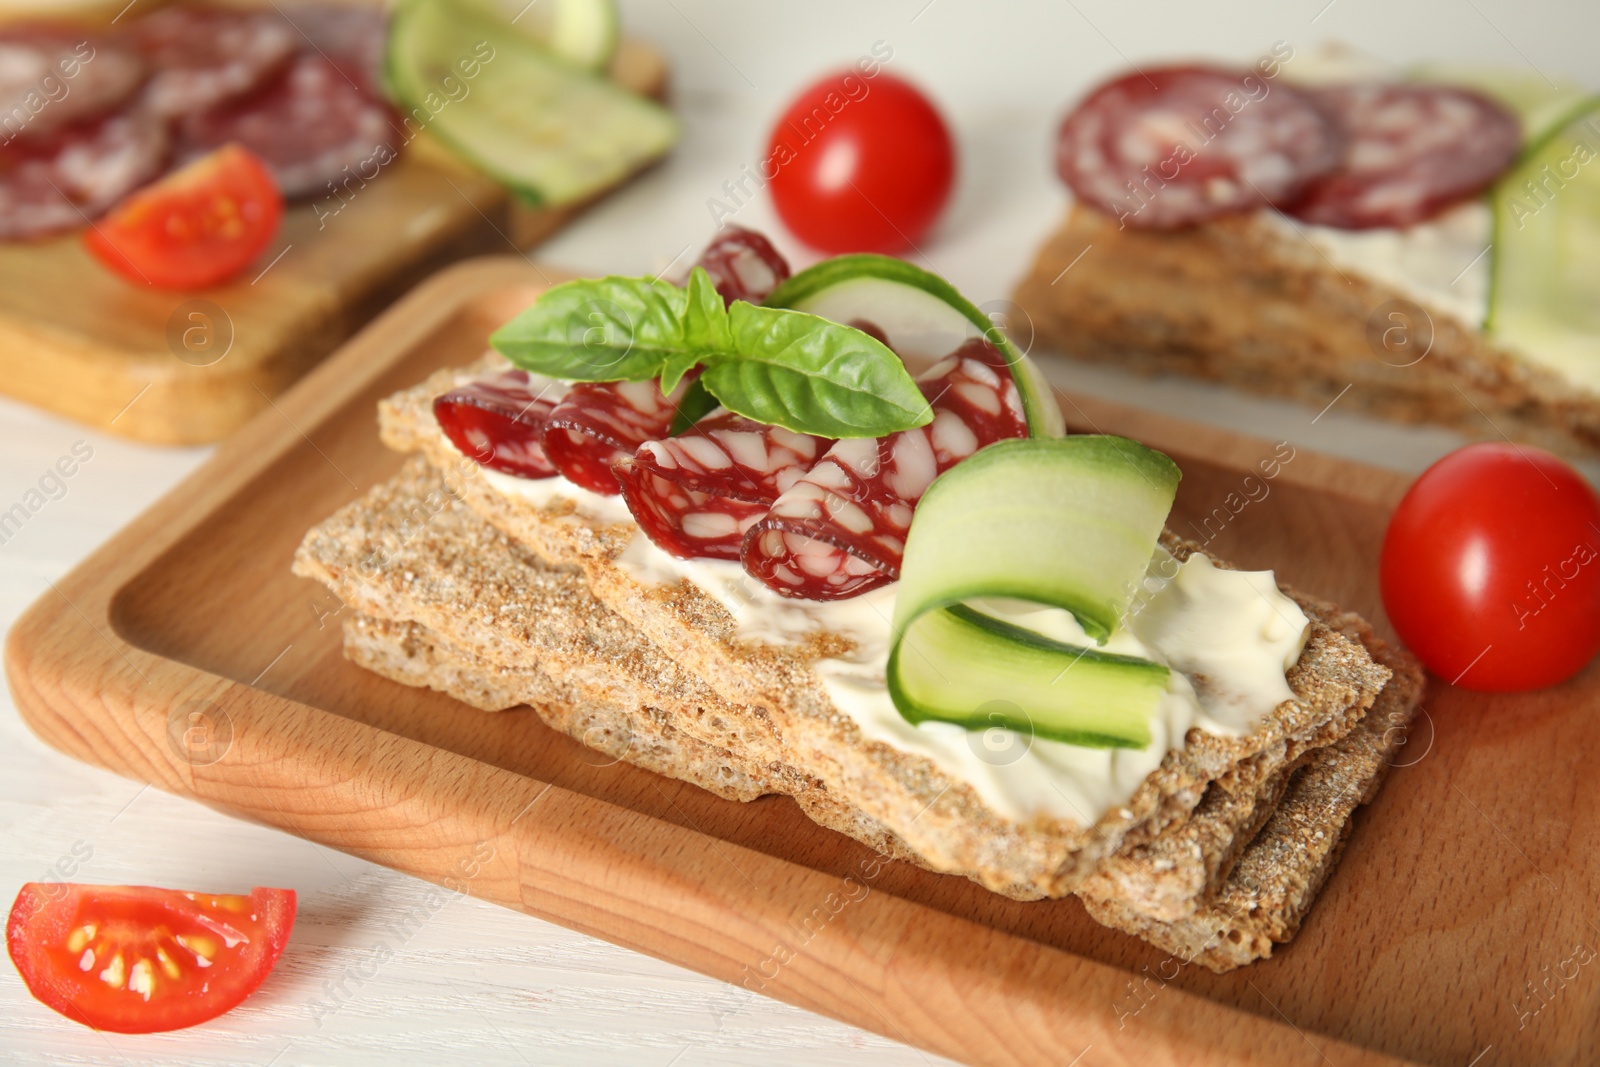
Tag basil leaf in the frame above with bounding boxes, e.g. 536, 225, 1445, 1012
705, 304, 932, 438
660, 267, 729, 393
489, 276, 691, 381
667, 378, 719, 436
682, 267, 732, 352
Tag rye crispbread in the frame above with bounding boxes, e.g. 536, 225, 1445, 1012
294, 459, 792, 794
340, 612, 774, 803
1078, 634, 1425, 971
1076, 623, 1422, 928
341, 609, 931, 866
346, 372, 1395, 901
1011, 204, 1600, 455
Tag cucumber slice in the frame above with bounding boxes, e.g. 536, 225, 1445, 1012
457, 0, 619, 71
1485, 95, 1600, 393
889, 606, 1168, 749
763, 254, 1066, 437
386, 0, 678, 207
887, 436, 1182, 750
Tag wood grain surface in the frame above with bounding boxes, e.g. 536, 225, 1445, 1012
0, 29, 668, 446
8, 257, 1597, 1067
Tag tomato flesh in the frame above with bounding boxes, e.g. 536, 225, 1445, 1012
7, 883, 295, 1033
1380, 443, 1600, 691
766, 72, 955, 254
83, 143, 284, 290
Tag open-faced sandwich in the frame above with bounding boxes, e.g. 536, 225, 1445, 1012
294, 227, 1423, 972
1013, 47, 1600, 454
0, 0, 673, 284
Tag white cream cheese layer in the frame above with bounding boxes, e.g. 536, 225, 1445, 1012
479, 466, 635, 525
1265, 202, 1493, 332
609, 521, 1310, 826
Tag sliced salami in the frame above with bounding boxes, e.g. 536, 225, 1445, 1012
542, 378, 692, 496
691, 226, 792, 305
0, 107, 167, 239
742, 338, 1029, 600
1286, 83, 1520, 230
434, 368, 569, 479
0, 29, 145, 143
613, 411, 830, 560
127, 6, 296, 119
1057, 66, 1341, 229
273, 3, 389, 99
177, 53, 397, 199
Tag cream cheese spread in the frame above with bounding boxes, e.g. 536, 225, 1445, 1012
1266, 202, 1494, 332
500, 464, 1313, 825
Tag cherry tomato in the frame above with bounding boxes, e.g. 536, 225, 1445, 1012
1380, 443, 1600, 691
83, 144, 284, 290
7, 883, 296, 1033
766, 71, 954, 254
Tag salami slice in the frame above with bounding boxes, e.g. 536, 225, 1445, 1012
273, 3, 389, 99
692, 226, 791, 305
742, 338, 1029, 600
0, 29, 145, 143
0, 107, 167, 239
1286, 83, 1520, 230
542, 378, 692, 496
177, 54, 397, 199
128, 6, 296, 118
613, 411, 831, 560
1057, 65, 1341, 229
434, 368, 568, 479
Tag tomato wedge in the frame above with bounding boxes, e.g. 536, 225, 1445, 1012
6, 883, 296, 1033
83, 144, 284, 290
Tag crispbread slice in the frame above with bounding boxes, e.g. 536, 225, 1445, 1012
342, 610, 932, 866
1075, 749, 1306, 922
371, 372, 1394, 900
342, 612, 775, 803
1076, 625, 1421, 923
294, 459, 792, 791
1011, 204, 1600, 455
1078, 638, 1426, 971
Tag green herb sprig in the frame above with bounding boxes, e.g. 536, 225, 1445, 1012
490, 267, 931, 438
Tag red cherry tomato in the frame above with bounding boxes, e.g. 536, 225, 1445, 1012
1380, 443, 1600, 691
766, 71, 954, 254
83, 144, 284, 290
7, 883, 296, 1033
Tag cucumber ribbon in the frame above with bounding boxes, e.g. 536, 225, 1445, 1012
1485, 94, 1600, 392
764, 254, 1066, 438
887, 436, 1181, 750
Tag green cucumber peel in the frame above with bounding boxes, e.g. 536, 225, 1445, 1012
763, 254, 1065, 438
887, 436, 1182, 751
888, 606, 1167, 749
490, 267, 932, 438
1484, 94, 1600, 366
385, 0, 677, 208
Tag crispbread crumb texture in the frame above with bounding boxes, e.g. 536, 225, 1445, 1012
342, 612, 776, 804
1079, 640, 1424, 971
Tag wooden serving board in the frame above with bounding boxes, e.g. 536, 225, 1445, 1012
9, 257, 1598, 1067
0, 37, 667, 445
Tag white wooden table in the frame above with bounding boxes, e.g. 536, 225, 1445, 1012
2, 1, 1594, 1063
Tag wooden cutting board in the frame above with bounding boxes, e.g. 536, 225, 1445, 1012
8, 256, 1598, 1067
0, 37, 667, 445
